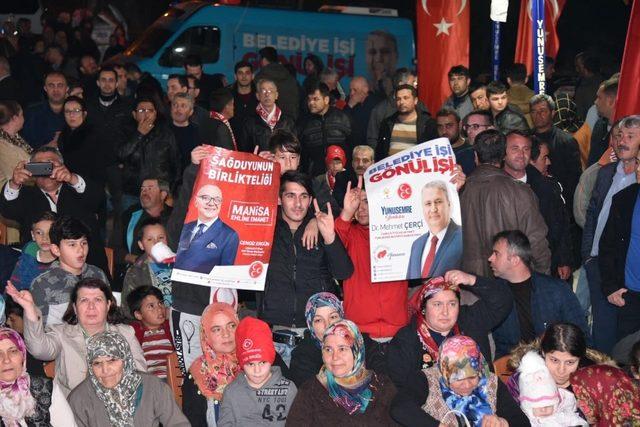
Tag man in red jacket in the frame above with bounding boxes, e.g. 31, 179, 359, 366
334, 176, 409, 340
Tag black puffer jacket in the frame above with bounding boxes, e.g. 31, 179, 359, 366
298, 107, 352, 177
386, 276, 514, 390
118, 123, 182, 196
85, 94, 133, 166
258, 214, 353, 327
375, 110, 438, 161
239, 111, 296, 152
495, 104, 529, 133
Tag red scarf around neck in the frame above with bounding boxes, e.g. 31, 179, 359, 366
256, 103, 281, 130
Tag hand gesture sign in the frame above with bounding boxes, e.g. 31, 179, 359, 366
6, 281, 38, 321
341, 176, 363, 222
313, 199, 336, 245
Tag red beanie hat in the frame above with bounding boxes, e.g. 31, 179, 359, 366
235, 317, 276, 369
325, 145, 347, 167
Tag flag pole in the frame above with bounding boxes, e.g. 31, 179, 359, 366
532, 0, 546, 94
492, 21, 501, 81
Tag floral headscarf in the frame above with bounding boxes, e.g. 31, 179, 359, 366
412, 277, 461, 363
317, 319, 373, 415
0, 328, 36, 427
438, 336, 493, 427
86, 331, 142, 427
570, 365, 640, 426
189, 302, 240, 401
305, 292, 344, 347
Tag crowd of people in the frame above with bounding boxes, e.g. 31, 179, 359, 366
0, 12, 639, 427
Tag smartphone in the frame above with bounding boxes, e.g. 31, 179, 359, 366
25, 162, 53, 177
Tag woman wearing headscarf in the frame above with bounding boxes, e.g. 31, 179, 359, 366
286, 319, 397, 426
391, 335, 529, 426
181, 302, 241, 426
288, 292, 386, 387
68, 331, 189, 427
0, 327, 76, 427
570, 365, 640, 426
6, 279, 147, 396
387, 271, 513, 390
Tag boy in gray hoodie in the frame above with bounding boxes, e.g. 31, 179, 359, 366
219, 316, 297, 426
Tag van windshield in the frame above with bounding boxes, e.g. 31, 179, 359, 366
126, 26, 175, 58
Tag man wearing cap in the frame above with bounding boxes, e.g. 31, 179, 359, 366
312, 145, 346, 215
219, 316, 297, 426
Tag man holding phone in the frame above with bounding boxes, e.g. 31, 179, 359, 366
0, 147, 108, 274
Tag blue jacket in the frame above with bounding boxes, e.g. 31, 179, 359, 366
21, 101, 65, 149
492, 272, 590, 358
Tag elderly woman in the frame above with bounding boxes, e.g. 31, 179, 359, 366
570, 365, 640, 426
286, 319, 397, 426
0, 327, 75, 427
387, 271, 513, 389
6, 278, 146, 396
68, 331, 189, 426
391, 336, 528, 426
506, 322, 616, 401
288, 292, 386, 386
0, 100, 31, 184
181, 302, 241, 426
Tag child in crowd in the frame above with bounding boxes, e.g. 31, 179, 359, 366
518, 351, 587, 426
122, 218, 173, 317
219, 317, 297, 427
10, 211, 57, 290
127, 285, 175, 380
29, 215, 108, 325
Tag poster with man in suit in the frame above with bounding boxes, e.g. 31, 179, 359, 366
171, 146, 280, 291
366, 137, 462, 282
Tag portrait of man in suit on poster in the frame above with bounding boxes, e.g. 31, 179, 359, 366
406, 180, 462, 280
174, 183, 239, 274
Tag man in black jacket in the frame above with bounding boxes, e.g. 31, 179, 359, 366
1, 146, 107, 274
375, 84, 438, 161
85, 66, 133, 218
258, 171, 353, 363
298, 82, 352, 177
502, 131, 572, 280
240, 78, 296, 152
229, 60, 257, 139
487, 80, 529, 134
530, 94, 582, 210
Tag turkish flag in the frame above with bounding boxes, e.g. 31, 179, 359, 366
614, 0, 640, 120
416, 0, 469, 115
515, 0, 566, 76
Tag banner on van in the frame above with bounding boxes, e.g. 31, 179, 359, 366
171, 146, 280, 291
240, 29, 401, 85
365, 138, 462, 283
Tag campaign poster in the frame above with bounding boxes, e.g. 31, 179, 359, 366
366, 138, 462, 283
171, 146, 280, 291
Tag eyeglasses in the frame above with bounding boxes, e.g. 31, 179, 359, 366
136, 108, 156, 114
64, 108, 83, 115
259, 89, 275, 95
463, 124, 491, 132
198, 195, 222, 205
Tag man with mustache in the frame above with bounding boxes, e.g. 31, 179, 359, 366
583, 115, 640, 353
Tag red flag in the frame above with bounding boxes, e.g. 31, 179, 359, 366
515, 0, 566, 76
416, 0, 469, 115
614, 0, 640, 120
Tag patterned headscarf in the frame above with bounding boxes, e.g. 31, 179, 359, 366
189, 302, 240, 401
438, 336, 493, 427
412, 277, 461, 362
0, 328, 36, 427
305, 292, 344, 347
317, 320, 373, 415
570, 365, 640, 426
86, 331, 142, 427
